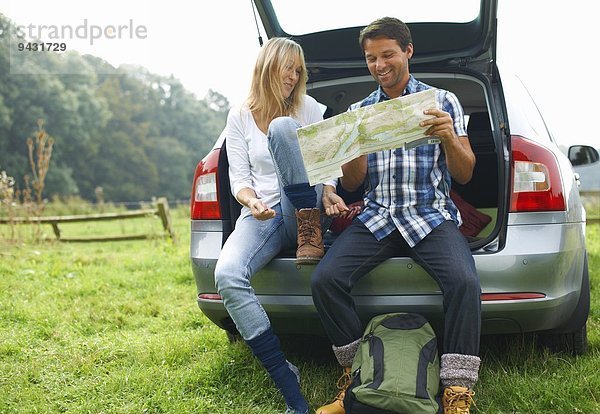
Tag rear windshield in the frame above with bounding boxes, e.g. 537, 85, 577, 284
269, 0, 481, 35
502, 73, 552, 144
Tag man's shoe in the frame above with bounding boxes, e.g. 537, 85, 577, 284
316, 367, 352, 414
295, 208, 323, 265
442, 386, 475, 414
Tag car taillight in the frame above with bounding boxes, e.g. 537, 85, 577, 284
510, 136, 565, 212
191, 149, 221, 220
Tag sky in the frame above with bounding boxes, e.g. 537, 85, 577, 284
2, 0, 598, 150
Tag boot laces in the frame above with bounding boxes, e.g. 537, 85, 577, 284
298, 212, 319, 245
333, 369, 352, 401
444, 388, 475, 413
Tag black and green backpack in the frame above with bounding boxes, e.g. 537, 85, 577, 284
343, 313, 440, 414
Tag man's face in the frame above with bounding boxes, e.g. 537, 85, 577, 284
364, 36, 413, 98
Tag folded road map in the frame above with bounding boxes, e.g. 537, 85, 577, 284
297, 88, 440, 185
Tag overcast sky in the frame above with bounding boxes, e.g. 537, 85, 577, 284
3, 0, 597, 149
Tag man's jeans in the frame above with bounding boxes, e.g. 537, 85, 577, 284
311, 219, 481, 356
214, 116, 325, 341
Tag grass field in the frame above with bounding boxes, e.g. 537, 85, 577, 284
1, 206, 598, 413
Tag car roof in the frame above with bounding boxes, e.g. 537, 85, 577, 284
253, 0, 497, 76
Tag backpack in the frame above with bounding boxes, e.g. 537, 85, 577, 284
343, 313, 440, 414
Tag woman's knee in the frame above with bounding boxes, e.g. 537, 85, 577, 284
268, 116, 298, 139
214, 259, 246, 294
213, 262, 228, 293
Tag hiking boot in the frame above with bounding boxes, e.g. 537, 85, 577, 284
442, 386, 475, 414
316, 367, 352, 414
295, 208, 323, 265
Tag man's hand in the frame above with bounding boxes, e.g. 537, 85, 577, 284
420, 108, 456, 143
249, 198, 276, 220
420, 108, 475, 184
322, 185, 350, 217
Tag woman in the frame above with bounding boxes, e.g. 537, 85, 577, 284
214, 37, 334, 414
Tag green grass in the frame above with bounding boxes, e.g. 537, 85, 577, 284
583, 194, 600, 221
1, 209, 599, 413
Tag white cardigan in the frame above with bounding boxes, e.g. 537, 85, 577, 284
225, 95, 323, 216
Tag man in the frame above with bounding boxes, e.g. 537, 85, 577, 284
312, 17, 481, 414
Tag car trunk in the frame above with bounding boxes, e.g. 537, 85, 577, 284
215, 0, 505, 253
217, 67, 505, 254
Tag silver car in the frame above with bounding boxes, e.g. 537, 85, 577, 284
190, 0, 590, 354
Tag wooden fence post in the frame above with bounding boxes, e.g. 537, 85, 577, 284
156, 197, 176, 242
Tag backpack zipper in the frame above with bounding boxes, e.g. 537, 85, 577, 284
365, 332, 385, 389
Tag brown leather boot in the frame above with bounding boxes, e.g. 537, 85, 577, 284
316, 367, 352, 414
295, 208, 324, 265
442, 386, 475, 414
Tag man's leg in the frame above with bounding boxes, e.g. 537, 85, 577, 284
311, 221, 400, 413
410, 220, 481, 413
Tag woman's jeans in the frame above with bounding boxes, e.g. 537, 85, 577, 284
267, 117, 312, 189
311, 219, 481, 357
214, 116, 326, 341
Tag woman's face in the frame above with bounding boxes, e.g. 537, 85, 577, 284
281, 54, 302, 99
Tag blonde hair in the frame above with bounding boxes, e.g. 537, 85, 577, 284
246, 37, 308, 126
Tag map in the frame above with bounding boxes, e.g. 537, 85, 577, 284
297, 88, 440, 185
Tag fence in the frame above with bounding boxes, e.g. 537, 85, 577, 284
0, 197, 175, 242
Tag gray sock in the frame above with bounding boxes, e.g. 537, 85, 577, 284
440, 353, 481, 390
332, 338, 361, 368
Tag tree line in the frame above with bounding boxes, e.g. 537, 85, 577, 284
0, 14, 228, 203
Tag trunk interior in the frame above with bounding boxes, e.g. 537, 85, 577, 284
218, 71, 502, 254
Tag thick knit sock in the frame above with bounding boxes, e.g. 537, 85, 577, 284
283, 183, 317, 210
332, 338, 362, 368
440, 353, 481, 390
246, 327, 309, 413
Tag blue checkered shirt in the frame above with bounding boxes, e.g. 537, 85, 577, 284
353, 75, 467, 247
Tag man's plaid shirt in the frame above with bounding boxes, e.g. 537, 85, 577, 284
353, 75, 467, 247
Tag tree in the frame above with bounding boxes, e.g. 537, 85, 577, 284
0, 14, 227, 202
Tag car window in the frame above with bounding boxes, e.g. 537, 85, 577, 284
502, 73, 552, 143
269, 0, 480, 35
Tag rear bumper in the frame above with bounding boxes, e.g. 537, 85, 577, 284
190, 218, 587, 336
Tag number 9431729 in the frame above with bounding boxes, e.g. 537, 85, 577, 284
17, 42, 67, 52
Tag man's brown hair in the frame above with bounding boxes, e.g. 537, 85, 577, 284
359, 17, 412, 52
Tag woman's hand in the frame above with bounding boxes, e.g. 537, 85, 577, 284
249, 198, 276, 220
236, 188, 276, 220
